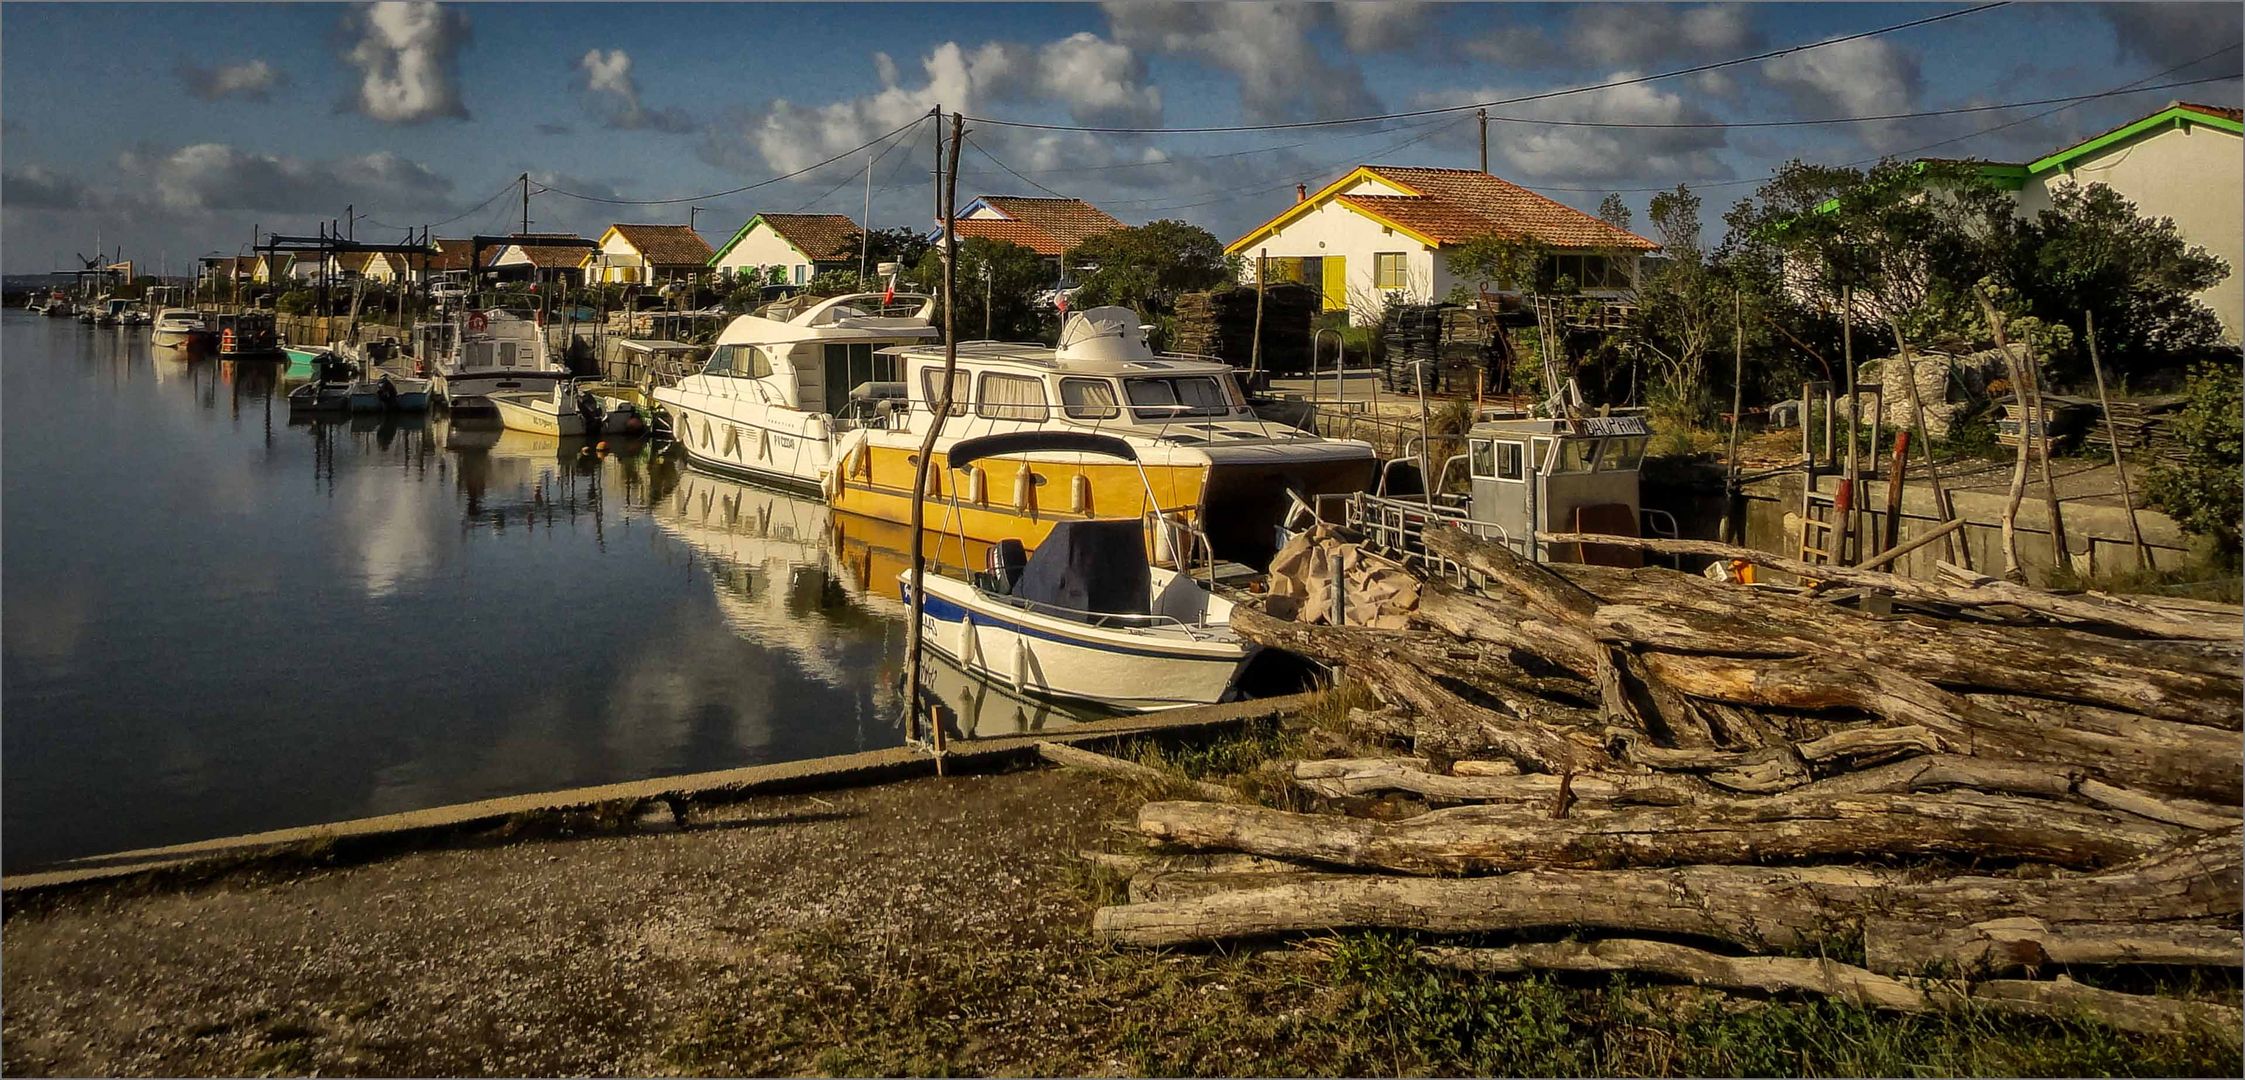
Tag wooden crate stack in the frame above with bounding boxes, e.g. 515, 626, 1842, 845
2086, 395, 2188, 462
1170, 284, 1318, 373
1379, 303, 1506, 394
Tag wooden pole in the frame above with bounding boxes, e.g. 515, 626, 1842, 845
1885, 318, 1971, 569
1882, 429, 1909, 555
1975, 290, 2036, 583
902, 109, 964, 767
2021, 334, 2073, 576
2086, 311, 2153, 569
1721, 289, 1746, 543
1839, 284, 1859, 562
1249, 249, 1267, 379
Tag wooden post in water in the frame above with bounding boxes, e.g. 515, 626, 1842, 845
902, 109, 964, 767
2085, 311, 2153, 569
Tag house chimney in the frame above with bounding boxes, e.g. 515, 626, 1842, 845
1297, 183, 1308, 203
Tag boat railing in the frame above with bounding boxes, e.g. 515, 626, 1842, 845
970, 589, 1221, 641
1313, 490, 1510, 573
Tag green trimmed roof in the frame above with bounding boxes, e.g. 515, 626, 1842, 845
2028, 102, 2242, 176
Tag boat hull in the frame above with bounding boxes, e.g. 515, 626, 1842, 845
652, 390, 836, 492
434, 370, 571, 411
903, 574, 1252, 712
348, 378, 433, 413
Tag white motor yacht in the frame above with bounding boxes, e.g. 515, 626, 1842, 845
652, 291, 941, 492
151, 308, 213, 351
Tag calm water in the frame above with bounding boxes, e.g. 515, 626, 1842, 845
2, 311, 972, 869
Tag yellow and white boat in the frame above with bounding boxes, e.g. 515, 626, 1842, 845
827, 306, 1376, 566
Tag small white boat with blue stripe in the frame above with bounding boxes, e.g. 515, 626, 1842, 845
900, 432, 1256, 711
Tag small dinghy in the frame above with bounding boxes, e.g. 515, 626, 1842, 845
286, 353, 358, 414
489, 379, 650, 438
348, 372, 433, 413
899, 432, 1256, 711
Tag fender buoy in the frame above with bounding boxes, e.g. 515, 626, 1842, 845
221, 328, 237, 353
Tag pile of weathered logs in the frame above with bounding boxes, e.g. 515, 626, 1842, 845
1171, 284, 1319, 374
1094, 526, 2245, 1037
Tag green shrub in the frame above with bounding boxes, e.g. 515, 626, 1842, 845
2144, 358, 2244, 559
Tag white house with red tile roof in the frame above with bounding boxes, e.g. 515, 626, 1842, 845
1226, 165, 1658, 320
934, 195, 1126, 269
585, 223, 716, 285
708, 213, 863, 285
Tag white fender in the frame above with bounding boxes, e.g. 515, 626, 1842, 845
966, 466, 985, 505
758, 427, 772, 461
1013, 461, 1037, 514
1012, 635, 1031, 694
959, 614, 979, 668
722, 424, 740, 458
1070, 472, 1092, 515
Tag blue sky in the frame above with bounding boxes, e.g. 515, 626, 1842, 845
3, 2, 2239, 274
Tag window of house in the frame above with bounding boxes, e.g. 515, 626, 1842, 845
1060, 377, 1121, 420
921, 368, 971, 415
977, 373, 1048, 420
1375, 252, 1409, 290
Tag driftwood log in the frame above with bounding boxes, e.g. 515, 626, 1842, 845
1092, 829, 2243, 948
1132, 791, 2181, 875
1421, 940, 2243, 1040
1862, 916, 2245, 976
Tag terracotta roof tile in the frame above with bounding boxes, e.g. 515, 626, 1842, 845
1334, 194, 1520, 245
1364, 166, 1658, 250
498, 234, 593, 269
951, 217, 1071, 255
755, 213, 861, 261
2179, 101, 2243, 123
426, 238, 475, 272
608, 223, 715, 267
974, 196, 1124, 254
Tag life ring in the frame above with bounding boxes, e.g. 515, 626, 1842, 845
466, 311, 489, 334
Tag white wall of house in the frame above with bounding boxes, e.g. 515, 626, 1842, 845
711, 223, 815, 283
360, 256, 403, 283
2016, 123, 2241, 342
1235, 199, 1445, 321
590, 231, 646, 284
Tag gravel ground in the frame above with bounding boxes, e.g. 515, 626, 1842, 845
2, 768, 1167, 1076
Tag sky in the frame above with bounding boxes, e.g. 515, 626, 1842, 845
2, 1, 2239, 275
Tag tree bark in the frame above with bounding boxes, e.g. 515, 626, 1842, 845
1420, 939, 2242, 1039
1035, 741, 1235, 801
1863, 916, 2245, 976
1290, 760, 1712, 805
1132, 791, 2179, 876
1092, 829, 2242, 948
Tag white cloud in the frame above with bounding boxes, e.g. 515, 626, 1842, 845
1570, 3, 1759, 67
119, 143, 452, 213
1425, 75, 1730, 188
1102, 1, 1379, 123
729, 33, 1158, 175
1333, 2, 1430, 52
579, 48, 695, 133
1762, 38, 1919, 122
177, 59, 284, 102
341, 1, 469, 124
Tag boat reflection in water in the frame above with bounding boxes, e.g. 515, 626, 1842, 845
649, 455, 1120, 742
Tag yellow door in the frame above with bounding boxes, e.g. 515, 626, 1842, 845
1321, 255, 1347, 311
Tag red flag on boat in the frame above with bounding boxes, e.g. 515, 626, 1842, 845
882, 272, 895, 305
1056, 290, 1069, 315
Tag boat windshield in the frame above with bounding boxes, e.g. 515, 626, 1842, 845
1124, 375, 1235, 421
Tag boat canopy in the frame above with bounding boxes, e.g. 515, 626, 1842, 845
947, 431, 1138, 469
1013, 519, 1151, 616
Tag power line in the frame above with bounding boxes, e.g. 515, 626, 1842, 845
965, 2, 2010, 134
788, 117, 927, 213
537, 112, 935, 205
1508, 52, 2240, 195
362, 177, 518, 233
1480, 76, 2242, 130
1107, 114, 1473, 214
963, 134, 1072, 200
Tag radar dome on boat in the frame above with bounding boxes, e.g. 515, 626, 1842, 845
1056, 306, 1154, 362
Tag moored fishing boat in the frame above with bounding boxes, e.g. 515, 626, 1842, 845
652, 291, 940, 490
425, 308, 572, 411
830, 306, 1377, 567
488, 380, 648, 437
151, 308, 214, 351
898, 432, 1257, 711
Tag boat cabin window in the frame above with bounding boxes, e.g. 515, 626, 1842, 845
705, 345, 772, 378
1469, 439, 1495, 478
1496, 441, 1525, 480
1124, 375, 1232, 420
1060, 377, 1121, 420
1604, 436, 1647, 471
921, 368, 970, 416
977, 373, 1048, 420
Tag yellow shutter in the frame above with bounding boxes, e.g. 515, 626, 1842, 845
1322, 256, 1347, 311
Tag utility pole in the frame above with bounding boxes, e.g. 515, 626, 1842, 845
1478, 108, 1489, 174
346, 204, 354, 242
689, 205, 704, 233
520, 173, 532, 235
903, 108, 963, 767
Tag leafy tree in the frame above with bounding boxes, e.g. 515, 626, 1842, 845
860, 226, 934, 274
1066, 219, 1230, 315
913, 237, 1053, 341
2004, 183, 2229, 383
1444, 233, 1551, 296
2144, 359, 2243, 558
1597, 193, 1633, 235
1635, 184, 1730, 424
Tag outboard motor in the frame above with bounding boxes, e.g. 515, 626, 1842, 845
984, 538, 1029, 595
574, 387, 606, 434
